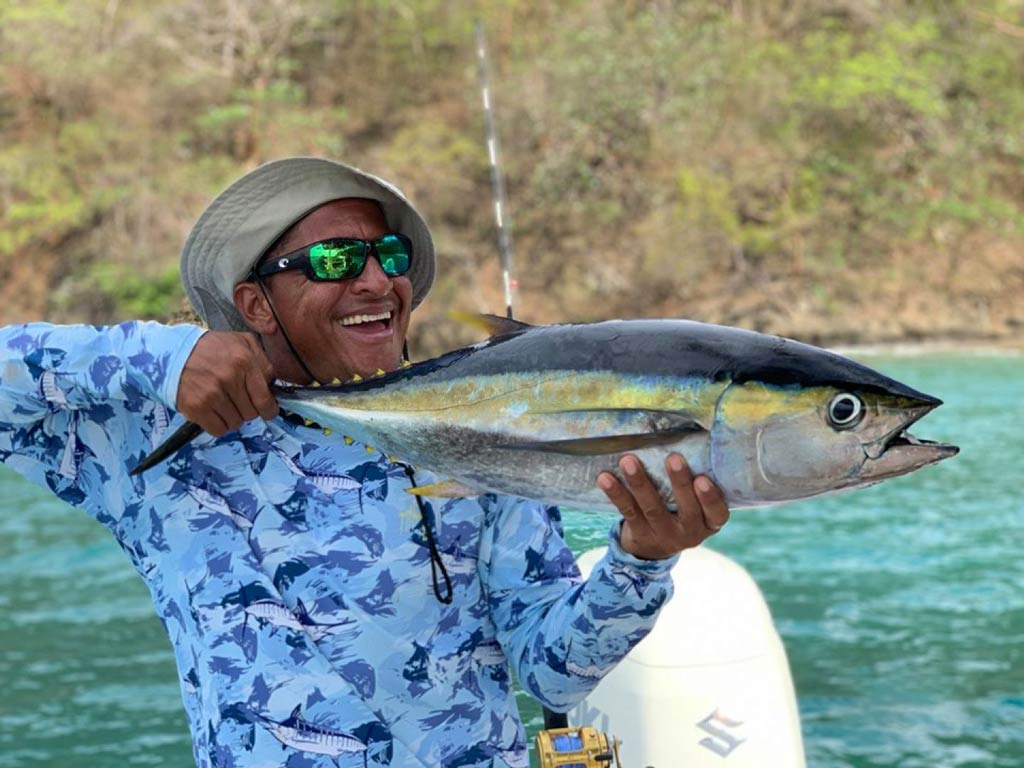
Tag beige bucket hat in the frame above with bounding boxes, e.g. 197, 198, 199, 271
180, 157, 435, 331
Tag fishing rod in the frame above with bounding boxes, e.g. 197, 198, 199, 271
474, 20, 516, 321
474, 22, 618, 757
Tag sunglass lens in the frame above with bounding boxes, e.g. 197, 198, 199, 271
309, 241, 366, 280
375, 235, 412, 276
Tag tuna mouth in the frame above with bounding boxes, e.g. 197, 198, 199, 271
864, 403, 958, 464
878, 430, 958, 457
864, 424, 958, 477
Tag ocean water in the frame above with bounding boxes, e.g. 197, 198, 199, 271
0, 354, 1020, 767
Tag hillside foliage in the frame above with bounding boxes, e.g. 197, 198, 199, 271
1, 0, 1022, 352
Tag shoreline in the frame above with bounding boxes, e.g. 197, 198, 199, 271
829, 337, 1023, 357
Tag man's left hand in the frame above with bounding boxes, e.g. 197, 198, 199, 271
597, 453, 730, 560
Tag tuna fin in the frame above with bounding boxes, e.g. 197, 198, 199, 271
449, 311, 534, 337
500, 425, 704, 456
406, 479, 480, 498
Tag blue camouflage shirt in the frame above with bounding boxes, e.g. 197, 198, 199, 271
0, 321, 677, 768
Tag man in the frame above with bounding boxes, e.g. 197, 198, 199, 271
0, 158, 729, 767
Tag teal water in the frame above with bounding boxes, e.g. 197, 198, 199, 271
0, 354, 1021, 767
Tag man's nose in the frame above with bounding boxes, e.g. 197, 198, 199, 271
352, 253, 392, 295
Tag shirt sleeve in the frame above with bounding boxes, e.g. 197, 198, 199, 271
478, 495, 679, 712
0, 321, 202, 420
0, 321, 204, 491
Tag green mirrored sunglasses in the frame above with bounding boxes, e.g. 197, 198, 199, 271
253, 234, 413, 282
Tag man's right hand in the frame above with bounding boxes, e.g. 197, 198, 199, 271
176, 332, 279, 436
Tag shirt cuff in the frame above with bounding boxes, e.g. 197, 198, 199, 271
605, 520, 680, 577
160, 326, 208, 410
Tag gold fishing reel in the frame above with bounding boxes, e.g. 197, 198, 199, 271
535, 726, 622, 768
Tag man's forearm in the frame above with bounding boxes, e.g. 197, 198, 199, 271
481, 497, 676, 711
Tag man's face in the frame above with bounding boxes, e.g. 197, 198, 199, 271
258, 198, 413, 383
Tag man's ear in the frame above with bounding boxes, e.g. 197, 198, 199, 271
233, 281, 277, 335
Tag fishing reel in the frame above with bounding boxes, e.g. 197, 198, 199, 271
535, 726, 622, 768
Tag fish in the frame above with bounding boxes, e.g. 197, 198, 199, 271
133, 316, 958, 510
255, 704, 367, 759
244, 597, 354, 641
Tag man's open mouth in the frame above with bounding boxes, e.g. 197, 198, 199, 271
339, 311, 393, 330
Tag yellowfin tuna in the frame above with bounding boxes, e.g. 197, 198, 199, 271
133, 316, 958, 510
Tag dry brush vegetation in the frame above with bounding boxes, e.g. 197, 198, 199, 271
1, 0, 1022, 353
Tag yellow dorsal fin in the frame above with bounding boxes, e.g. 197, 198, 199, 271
448, 311, 534, 338
351, 374, 362, 382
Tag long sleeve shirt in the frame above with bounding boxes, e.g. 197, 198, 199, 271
0, 321, 677, 768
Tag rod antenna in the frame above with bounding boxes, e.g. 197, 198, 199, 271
474, 20, 516, 320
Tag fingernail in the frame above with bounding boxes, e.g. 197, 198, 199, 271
667, 454, 684, 473
622, 457, 638, 476
695, 476, 712, 494
598, 473, 614, 491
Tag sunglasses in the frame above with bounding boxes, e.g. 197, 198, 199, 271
252, 234, 413, 282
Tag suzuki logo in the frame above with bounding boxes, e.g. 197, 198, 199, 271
696, 708, 746, 757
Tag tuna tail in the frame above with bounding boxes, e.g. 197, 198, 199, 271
130, 421, 202, 476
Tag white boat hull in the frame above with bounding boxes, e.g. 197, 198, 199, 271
570, 546, 806, 767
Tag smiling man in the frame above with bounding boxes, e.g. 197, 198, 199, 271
235, 198, 412, 386
0, 157, 729, 767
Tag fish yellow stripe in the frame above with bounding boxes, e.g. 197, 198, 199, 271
325, 372, 726, 422
716, 384, 828, 427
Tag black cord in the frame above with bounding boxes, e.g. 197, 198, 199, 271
260, 304, 451, 604
401, 463, 453, 604
395, 342, 452, 603
253, 276, 320, 384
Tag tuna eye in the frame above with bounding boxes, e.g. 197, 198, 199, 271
828, 393, 864, 429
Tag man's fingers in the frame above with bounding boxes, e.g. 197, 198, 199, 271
214, 397, 247, 433
665, 453, 702, 530
229, 379, 260, 423
241, 337, 278, 421
246, 368, 279, 421
195, 408, 231, 438
597, 471, 641, 521
178, 331, 281, 434
695, 476, 730, 532
620, 455, 672, 528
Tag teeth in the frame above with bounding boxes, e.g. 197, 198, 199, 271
340, 311, 392, 327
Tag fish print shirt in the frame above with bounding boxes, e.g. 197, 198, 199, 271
0, 321, 678, 768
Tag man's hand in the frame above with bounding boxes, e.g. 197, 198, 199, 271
176, 332, 278, 436
597, 453, 729, 560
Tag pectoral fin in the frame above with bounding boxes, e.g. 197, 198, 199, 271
499, 426, 703, 456
499, 408, 706, 456
406, 480, 480, 498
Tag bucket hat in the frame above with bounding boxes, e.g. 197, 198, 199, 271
180, 157, 435, 331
